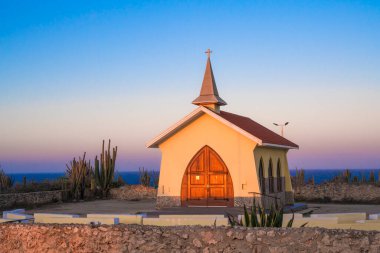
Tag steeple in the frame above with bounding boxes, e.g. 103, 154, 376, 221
192, 49, 227, 112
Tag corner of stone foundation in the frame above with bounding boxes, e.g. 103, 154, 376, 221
156, 196, 181, 209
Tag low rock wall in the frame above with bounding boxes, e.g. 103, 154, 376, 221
295, 182, 380, 203
1, 224, 380, 252
0, 191, 63, 211
109, 185, 157, 201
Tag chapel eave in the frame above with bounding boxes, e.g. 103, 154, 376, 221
146, 106, 298, 149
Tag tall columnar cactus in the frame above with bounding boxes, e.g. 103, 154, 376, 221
369, 170, 376, 184
0, 168, 14, 193
94, 140, 117, 197
342, 169, 351, 183
139, 167, 151, 187
22, 176, 27, 189
361, 172, 366, 184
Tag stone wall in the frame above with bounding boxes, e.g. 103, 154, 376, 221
0, 191, 63, 211
109, 185, 157, 201
1, 224, 380, 252
156, 196, 181, 208
295, 182, 380, 203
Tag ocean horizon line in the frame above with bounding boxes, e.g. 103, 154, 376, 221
5, 167, 380, 174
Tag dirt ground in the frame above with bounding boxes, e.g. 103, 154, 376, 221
23, 199, 380, 216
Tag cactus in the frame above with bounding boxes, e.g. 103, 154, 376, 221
151, 170, 159, 188
369, 170, 375, 184
116, 175, 126, 186
94, 140, 117, 197
342, 169, 351, 183
90, 178, 96, 192
294, 168, 305, 189
23, 176, 27, 189
361, 172, 366, 184
139, 167, 151, 187
0, 167, 14, 193
66, 152, 92, 200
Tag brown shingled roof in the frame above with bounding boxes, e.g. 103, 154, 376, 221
218, 110, 299, 148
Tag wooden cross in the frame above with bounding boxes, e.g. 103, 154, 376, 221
205, 49, 212, 58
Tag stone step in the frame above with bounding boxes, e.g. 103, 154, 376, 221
143, 217, 229, 226
87, 214, 143, 225
35, 217, 119, 225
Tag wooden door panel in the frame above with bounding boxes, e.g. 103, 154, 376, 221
190, 152, 205, 172
190, 187, 206, 199
209, 174, 224, 185
190, 175, 205, 185
209, 152, 225, 172
209, 187, 225, 199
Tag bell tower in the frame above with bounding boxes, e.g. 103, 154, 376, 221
192, 49, 227, 113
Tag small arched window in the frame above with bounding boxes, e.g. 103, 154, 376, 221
277, 159, 282, 192
268, 158, 274, 193
258, 158, 265, 194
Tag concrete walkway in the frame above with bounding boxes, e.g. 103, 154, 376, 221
307, 203, 380, 214
25, 199, 156, 216
22, 199, 380, 217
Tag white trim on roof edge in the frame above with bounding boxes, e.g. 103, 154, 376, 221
261, 143, 298, 150
146, 106, 264, 148
146, 106, 297, 149
146, 107, 204, 148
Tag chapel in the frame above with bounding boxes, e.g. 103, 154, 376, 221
147, 50, 298, 208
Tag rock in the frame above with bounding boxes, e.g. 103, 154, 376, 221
234, 232, 245, 240
294, 182, 380, 204
60, 242, 68, 249
245, 233, 256, 243
98, 226, 108, 232
0, 223, 379, 252
192, 238, 202, 248
109, 185, 157, 201
201, 231, 214, 243
203, 247, 210, 253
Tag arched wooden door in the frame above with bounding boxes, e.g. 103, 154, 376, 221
181, 146, 234, 207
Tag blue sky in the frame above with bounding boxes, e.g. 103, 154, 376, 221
1, 1, 379, 172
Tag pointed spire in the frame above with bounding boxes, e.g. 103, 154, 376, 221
192, 49, 227, 108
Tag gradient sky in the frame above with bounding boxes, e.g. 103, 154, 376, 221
1, 1, 379, 173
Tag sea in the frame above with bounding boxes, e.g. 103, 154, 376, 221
8, 169, 380, 185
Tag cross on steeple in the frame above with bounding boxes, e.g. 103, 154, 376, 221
205, 48, 212, 58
